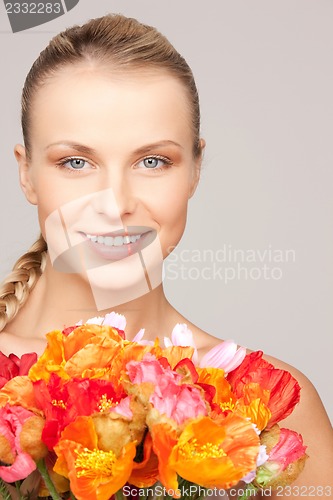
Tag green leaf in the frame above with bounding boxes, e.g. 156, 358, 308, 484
0, 478, 13, 500
237, 483, 258, 500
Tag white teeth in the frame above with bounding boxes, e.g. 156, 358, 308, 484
85, 233, 142, 246
104, 236, 113, 245
113, 236, 123, 247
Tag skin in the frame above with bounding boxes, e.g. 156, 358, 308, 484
1, 65, 332, 496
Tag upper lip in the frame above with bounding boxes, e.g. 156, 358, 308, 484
81, 226, 154, 237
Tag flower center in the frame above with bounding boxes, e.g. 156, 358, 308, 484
75, 447, 117, 477
98, 394, 114, 412
51, 399, 66, 409
219, 398, 235, 412
178, 438, 226, 460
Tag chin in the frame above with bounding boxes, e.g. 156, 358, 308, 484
85, 237, 164, 310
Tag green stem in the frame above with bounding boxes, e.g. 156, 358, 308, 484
36, 459, 62, 500
0, 478, 12, 500
115, 489, 125, 500
15, 481, 23, 498
237, 483, 258, 500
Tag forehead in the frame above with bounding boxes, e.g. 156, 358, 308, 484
30, 66, 193, 153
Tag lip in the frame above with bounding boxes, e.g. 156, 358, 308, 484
79, 226, 157, 262
82, 226, 152, 238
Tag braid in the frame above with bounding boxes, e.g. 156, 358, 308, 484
0, 234, 47, 332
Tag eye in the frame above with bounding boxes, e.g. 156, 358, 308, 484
137, 155, 173, 171
56, 156, 93, 172
68, 158, 86, 169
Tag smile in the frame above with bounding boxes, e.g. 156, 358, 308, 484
77, 227, 157, 262
85, 233, 142, 247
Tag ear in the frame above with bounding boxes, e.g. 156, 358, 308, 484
188, 138, 205, 199
14, 144, 38, 205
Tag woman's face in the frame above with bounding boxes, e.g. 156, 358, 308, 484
16, 66, 202, 306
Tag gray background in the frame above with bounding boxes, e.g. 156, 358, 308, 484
0, 0, 332, 420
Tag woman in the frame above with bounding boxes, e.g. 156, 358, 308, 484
0, 13, 332, 496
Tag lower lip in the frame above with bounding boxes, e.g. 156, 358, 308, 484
81, 231, 155, 261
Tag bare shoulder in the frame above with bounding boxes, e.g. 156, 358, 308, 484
261, 353, 333, 490
262, 352, 331, 426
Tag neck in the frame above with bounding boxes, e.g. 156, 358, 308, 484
9, 258, 176, 341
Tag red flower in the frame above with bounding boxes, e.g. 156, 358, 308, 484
0, 352, 37, 389
227, 351, 301, 426
33, 373, 124, 449
62, 326, 77, 336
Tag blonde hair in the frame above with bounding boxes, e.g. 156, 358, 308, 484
0, 235, 47, 331
1, 13, 201, 331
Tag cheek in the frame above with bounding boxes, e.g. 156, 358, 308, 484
33, 175, 79, 238
150, 177, 190, 256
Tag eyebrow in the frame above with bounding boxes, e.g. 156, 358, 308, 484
45, 140, 184, 155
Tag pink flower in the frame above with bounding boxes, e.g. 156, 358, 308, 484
163, 326, 245, 373
0, 405, 40, 482
0, 352, 37, 389
127, 353, 180, 386
132, 329, 154, 346
150, 381, 207, 425
86, 311, 127, 330
268, 428, 306, 470
254, 426, 308, 488
111, 396, 133, 419
127, 354, 207, 425
164, 324, 196, 349
199, 340, 246, 373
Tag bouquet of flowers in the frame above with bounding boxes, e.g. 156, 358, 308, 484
0, 313, 307, 500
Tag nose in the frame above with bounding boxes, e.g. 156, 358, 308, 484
91, 170, 138, 222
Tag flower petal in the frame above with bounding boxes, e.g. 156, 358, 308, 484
200, 341, 246, 373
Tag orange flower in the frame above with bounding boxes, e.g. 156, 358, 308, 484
29, 326, 124, 383
28, 330, 68, 382
162, 346, 195, 369
152, 414, 260, 495
54, 416, 136, 500
197, 367, 231, 404
129, 432, 159, 488
234, 383, 272, 431
150, 423, 179, 495
0, 376, 41, 415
